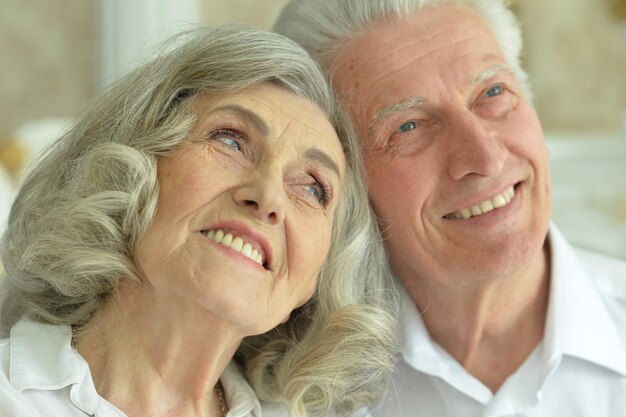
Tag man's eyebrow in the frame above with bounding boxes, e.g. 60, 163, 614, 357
304, 148, 341, 178
211, 104, 270, 136
368, 96, 426, 136
468, 63, 514, 87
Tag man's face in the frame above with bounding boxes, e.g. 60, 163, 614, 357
329, 4, 551, 289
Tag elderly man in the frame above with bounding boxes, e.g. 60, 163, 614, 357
274, 1, 626, 415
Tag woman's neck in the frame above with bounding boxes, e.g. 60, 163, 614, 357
76, 284, 242, 417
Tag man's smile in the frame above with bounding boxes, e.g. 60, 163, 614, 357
444, 184, 517, 220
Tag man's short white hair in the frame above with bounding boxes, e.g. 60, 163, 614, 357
274, 0, 531, 98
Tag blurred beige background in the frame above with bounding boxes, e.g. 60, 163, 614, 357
1, 0, 626, 258
1, 0, 624, 141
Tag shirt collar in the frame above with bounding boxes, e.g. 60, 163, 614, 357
10, 317, 264, 417
543, 224, 626, 376
221, 361, 263, 417
9, 317, 101, 414
399, 289, 493, 402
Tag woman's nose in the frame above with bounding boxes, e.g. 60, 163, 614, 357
233, 173, 286, 225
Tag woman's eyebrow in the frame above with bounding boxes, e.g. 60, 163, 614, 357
212, 104, 270, 136
304, 148, 341, 178
209, 104, 340, 177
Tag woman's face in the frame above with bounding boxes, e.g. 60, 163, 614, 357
134, 83, 346, 335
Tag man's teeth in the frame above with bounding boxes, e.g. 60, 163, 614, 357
204, 229, 264, 265
447, 186, 515, 219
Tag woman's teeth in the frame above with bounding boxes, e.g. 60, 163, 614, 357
203, 229, 264, 265
446, 185, 515, 220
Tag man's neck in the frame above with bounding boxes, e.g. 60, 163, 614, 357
405, 244, 551, 393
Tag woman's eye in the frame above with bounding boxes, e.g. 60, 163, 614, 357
397, 121, 418, 133
485, 85, 503, 97
220, 137, 240, 151
304, 180, 329, 206
209, 129, 242, 151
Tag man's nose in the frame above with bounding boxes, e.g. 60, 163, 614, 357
233, 171, 286, 225
446, 112, 507, 180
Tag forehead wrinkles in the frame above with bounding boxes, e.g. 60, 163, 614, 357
254, 95, 345, 178
205, 89, 343, 172
261, 94, 335, 141
347, 16, 482, 87
334, 14, 494, 137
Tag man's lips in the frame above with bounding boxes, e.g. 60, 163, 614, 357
443, 184, 518, 220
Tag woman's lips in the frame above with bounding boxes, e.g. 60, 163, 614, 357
201, 228, 268, 269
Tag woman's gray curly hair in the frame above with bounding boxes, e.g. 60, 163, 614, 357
0, 25, 396, 417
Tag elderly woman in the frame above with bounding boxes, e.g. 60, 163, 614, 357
0, 26, 396, 417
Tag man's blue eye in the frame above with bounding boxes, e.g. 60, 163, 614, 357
486, 85, 503, 97
398, 121, 417, 132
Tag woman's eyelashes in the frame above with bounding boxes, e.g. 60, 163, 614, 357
304, 176, 331, 206
208, 128, 244, 151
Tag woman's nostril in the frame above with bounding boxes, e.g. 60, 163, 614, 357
244, 200, 259, 209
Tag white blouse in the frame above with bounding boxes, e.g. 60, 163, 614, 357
0, 318, 266, 417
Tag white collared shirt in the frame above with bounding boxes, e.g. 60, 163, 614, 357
0, 318, 266, 417
369, 225, 626, 417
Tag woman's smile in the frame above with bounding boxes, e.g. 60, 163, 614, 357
201, 226, 269, 270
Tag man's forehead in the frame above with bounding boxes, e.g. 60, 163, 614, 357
330, 5, 507, 130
